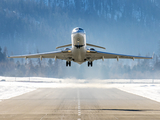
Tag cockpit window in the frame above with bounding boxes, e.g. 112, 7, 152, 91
75, 28, 83, 31
72, 27, 85, 34
79, 28, 83, 30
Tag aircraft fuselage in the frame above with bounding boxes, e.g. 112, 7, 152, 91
71, 28, 87, 64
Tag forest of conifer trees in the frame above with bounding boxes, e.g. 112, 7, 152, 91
1, 0, 160, 79
0, 46, 160, 79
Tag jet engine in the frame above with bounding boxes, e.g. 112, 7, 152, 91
64, 48, 71, 50
89, 48, 95, 51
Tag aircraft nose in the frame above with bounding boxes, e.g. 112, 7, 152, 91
77, 29, 84, 33
72, 27, 86, 34
76, 31, 85, 35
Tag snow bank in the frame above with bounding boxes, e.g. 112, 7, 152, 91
118, 84, 160, 102
0, 82, 36, 101
0, 77, 160, 103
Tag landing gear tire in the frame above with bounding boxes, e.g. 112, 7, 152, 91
69, 61, 71, 66
88, 61, 93, 67
66, 61, 71, 67
66, 61, 68, 67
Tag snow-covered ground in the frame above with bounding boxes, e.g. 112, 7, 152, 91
0, 82, 36, 101
1, 76, 160, 84
118, 84, 160, 102
0, 77, 160, 103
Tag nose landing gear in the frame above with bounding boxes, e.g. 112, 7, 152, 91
88, 61, 93, 67
66, 61, 71, 67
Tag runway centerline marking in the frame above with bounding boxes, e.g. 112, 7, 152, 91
77, 89, 81, 120
40, 114, 47, 120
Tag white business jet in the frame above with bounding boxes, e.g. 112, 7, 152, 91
8, 27, 152, 67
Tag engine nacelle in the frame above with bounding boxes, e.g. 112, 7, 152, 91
64, 48, 71, 50
89, 48, 95, 51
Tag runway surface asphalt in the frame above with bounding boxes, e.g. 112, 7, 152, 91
0, 88, 160, 120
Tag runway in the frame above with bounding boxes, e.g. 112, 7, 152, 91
0, 88, 160, 120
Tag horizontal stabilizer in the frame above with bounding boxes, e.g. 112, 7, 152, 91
56, 44, 72, 49
86, 43, 106, 49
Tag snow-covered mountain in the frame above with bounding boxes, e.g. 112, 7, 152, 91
0, 0, 160, 56
35, 0, 160, 23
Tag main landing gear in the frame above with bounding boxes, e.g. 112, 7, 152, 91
66, 61, 71, 67
88, 61, 93, 67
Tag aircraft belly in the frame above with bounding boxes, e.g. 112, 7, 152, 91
72, 47, 86, 63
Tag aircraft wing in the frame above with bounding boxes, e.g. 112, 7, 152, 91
56, 44, 72, 49
86, 50, 153, 61
8, 50, 72, 60
86, 43, 106, 49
